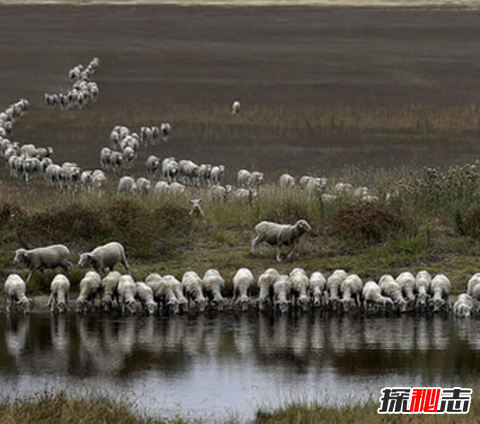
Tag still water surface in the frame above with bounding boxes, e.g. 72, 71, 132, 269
1, 313, 479, 420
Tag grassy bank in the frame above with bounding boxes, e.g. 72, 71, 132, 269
2, 162, 480, 297
1, 391, 478, 424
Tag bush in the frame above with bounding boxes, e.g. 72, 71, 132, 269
460, 204, 480, 238
330, 202, 414, 244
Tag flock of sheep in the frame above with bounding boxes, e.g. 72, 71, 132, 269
2, 240, 479, 319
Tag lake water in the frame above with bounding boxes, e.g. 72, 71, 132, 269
1, 312, 479, 421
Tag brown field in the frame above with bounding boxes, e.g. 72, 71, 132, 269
1, 5, 480, 182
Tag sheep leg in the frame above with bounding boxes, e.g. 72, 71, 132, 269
26, 271, 33, 283
6, 296, 11, 313
251, 237, 259, 254
122, 258, 130, 274
276, 247, 283, 263
47, 293, 55, 312
286, 245, 297, 261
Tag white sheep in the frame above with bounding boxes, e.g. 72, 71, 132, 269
118, 275, 137, 316
234, 187, 257, 205
162, 157, 179, 183
145, 273, 179, 315
154, 181, 170, 197
169, 182, 186, 197
76, 271, 102, 313
279, 173, 295, 188
211, 165, 225, 185
211, 185, 231, 203
362, 281, 394, 312
251, 219, 311, 262
182, 271, 207, 312
146, 155, 161, 177
13, 244, 71, 282
453, 293, 473, 318
232, 100, 241, 114
136, 282, 158, 316
101, 271, 122, 312
4, 274, 30, 314
92, 170, 107, 197
117, 176, 137, 196
326, 269, 348, 310
467, 273, 480, 305
160, 122, 171, 142
78, 241, 130, 275
163, 275, 189, 313
396, 271, 416, 311
47, 274, 70, 313
273, 275, 291, 314
340, 274, 363, 312
429, 274, 451, 312
250, 172, 265, 189
189, 199, 204, 217
136, 177, 152, 196
310, 271, 326, 308
232, 268, 254, 312
289, 268, 310, 312
202, 269, 225, 312
256, 268, 279, 311
379, 274, 407, 312
415, 270, 432, 311
237, 169, 251, 188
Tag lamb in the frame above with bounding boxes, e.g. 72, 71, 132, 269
202, 269, 225, 312
13, 244, 71, 282
251, 219, 312, 262
92, 170, 107, 197
273, 275, 291, 314
396, 271, 416, 311
415, 270, 432, 311
135, 282, 158, 316
340, 274, 363, 313
256, 268, 279, 311
232, 268, 254, 312
310, 271, 326, 308
182, 271, 207, 312
160, 122, 172, 142
162, 275, 189, 313
76, 271, 102, 313
162, 157, 179, 183
289, 268, 310, 312
146, 155, 161, 177
237, 169, 251, 188
117, 275, 137, 316
78, 241, 130, 275
189, 199, 204, 217
453, 293, 473, 318
117, 176, 137, 196
279, 173, 295, 188
232, 100, 241, 114
249, 172, 265, 189
4, 274, 30, 314
101, 271, 122, 312
429, 274, 451, 312
136, 178, 152, 196
467, 273, 480, 307
362, 281, 394, 312
47, 274, 70, 313
234, 187, 257, 205
211, 165, 225, 185
169, 182, 186, 197
145, 273, 179, 315
211, 185, 231, 202
379, 274, 407, 312
326, 269, 348, 310
154, 181, 170, 196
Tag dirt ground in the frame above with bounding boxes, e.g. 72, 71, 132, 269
1, 5, 480, 181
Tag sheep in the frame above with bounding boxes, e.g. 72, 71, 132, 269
237, 169, 251, 188
289, 268, 310, 312
136, 282, 158, 315
101, 271, 122, 312
211, 165, 225, 185
362, 281, 394, 312
232, 100, 241, 114
249, 172, 265, 189
78, 241, 130, 275
117, 176, 137, 196
256, 268, 279, 311
145, 273, 179, 315
154, 181, 170, 196
92, 170, 107, 196
146, 155, 161, 177
279, 173, 295, 188
160, 122, 171, 142
189, 199, 204, 217
453, 293, 473, 319
136, 178, 152, 196
182, 271, 207, 312
273, 275, 291, 314
47, 274, 70, 313
198, 164, 212, 187
396, 272, 416, 311
326, 269, 348, 311
76, 271, 102, 313
13, 244, 71, 282
251, 219, 311, 262
310, 271, 326, 308
211, 184, 231, 203
379, 274, 407, 312
4, 274, 30, 314
340, 274, 363, 313
232, 268, 254, 312
415, 270, 432, 311
334, 182, 354, 195
202, 269, 225, 312
429, 274, 451, 312
179, 160, 199, 186
117, 275, 137, 316
169, 182, 186, 197
234, 187, 257, 205
162, 275, 189, 313
162, 157, 179, 183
